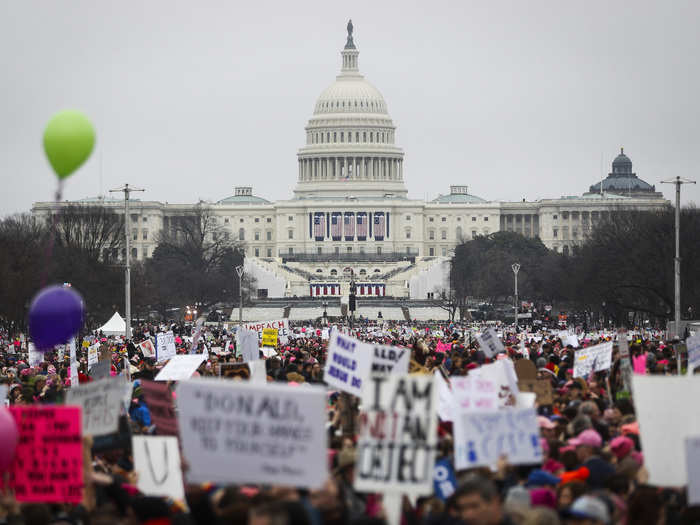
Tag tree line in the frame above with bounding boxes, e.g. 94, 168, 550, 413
0, 204, 246, 333
449, 207, 700, 327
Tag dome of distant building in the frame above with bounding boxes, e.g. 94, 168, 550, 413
586, 148, 661, 198
217, 186, 270, 204
433, 185, 488, 203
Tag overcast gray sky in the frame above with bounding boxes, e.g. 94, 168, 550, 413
2, 0, 699, 213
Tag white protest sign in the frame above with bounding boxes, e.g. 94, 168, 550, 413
632, 376, 700, 486
68, 338, 76, 364
156, 331, 176, 363
451, 376, 498, 413
356, 374, 437, 496
324, 331, 372, 396
189, 317, 206, 354
687, 334, 700, 372
476, 328, 504, 358
472, 359, 519, 408
154, 355, 206, 381
177, 378, 327, 488
138, 339, 156, 358
435, 370, 454, 422
133, 436, 185, 501
573, 342, 613, 378
70, 363, 79, 387
371, 344, 410, 375
563, 334, 580, 348
28, 343, 44, 367
321, 328, 329, 340
87, 343, 99, 369
237, 328, 260, 363
65, 378, 127, 436
242, 319, 290, 341
454, 407, 542, 470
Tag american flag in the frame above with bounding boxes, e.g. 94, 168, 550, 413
314, 214, 325, 239
344, 213, 355, 239
374, 214, 385, 240
331, 213, 342, 239
357, 214, 367, 239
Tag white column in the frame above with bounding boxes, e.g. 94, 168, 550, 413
399, 159, 403, 180
326, 158, 330, 179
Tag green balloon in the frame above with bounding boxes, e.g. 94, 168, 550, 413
43, 110, 96, 179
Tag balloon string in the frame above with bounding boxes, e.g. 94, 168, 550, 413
40, 179, 64, 287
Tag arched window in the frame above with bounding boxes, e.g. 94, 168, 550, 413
239, 228, 245, 241
429, 230, 435, 240
316, 268, 323, 273
330, 269, 338, 276
405, 228, 411, 240
363, 131, 367, 142
456, 226, 463, 240
441, 229, 447, 240
373, 268, 381, 273
359, 269, 367, 276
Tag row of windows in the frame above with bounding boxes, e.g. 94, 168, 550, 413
411, 215, 490, 223
314, 268, 381, 276
236, 229, 285, 241
308, 129, 393, 145
318, 99, 384, 111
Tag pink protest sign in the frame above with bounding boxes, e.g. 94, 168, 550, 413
633, 354, 647, 375
436, 341, 451, 353
7, 406, 83, 503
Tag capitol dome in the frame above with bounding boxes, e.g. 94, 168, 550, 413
294, 21, 407, 200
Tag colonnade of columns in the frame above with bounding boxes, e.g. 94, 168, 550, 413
298, 156, 404, 182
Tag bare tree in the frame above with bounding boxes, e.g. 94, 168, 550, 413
52, 204, 124, 260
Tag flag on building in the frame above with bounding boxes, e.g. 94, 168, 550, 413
374, 213, 385, 240
344, 213, 355, 240
357, 213, 367, 240
314, 214, 325, 240
331, 213, 342, 240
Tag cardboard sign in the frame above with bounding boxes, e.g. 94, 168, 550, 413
686, 436, 700, 505
87, 343, 99, 368
632, 376, 700, 486
140, 380, 178, 436
324, 331, 372, 396
433, 458, 457, 501
261, 328, 278, 348
453, 407, 542, 470
7, 406, 83, 503
371, 344, 410, 375
156, 331, 176, 363
65, 378, 127, 436
242, 319, 289, 341
237, 328, 260, 362
154, 355, 206, 381
355, 375, 437, 496
573, 342, 613, 378
517, 380, 553, 405
476, 328, 504, 358
133, 436, 185, 501
177, 378, 327, 488
687, 335, 700, 372
139, 339, 156, 358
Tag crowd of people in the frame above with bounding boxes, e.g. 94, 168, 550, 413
0, 318, 695, 525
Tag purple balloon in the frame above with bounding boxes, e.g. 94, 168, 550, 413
28, 285, 84, 350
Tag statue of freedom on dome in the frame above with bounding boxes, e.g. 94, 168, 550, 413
345, 19, 355, 49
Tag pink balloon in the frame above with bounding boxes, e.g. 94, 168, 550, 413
0, 408, 18, 471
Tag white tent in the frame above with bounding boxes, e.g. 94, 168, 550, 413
96, 312, 126, 337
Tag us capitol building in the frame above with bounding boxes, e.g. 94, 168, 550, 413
33, 21, 668, 302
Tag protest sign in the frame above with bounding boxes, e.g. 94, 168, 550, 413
476, 328, 504, 358
28, 343, 44, 367
70, 363, 79, 387
154, 355, 206, 381
324, 330, 372, 396
355, 374, 437, 495
156, 331, 176, 363
573, 342, 613, 378
133, 436, 185, 501
242, 319, 289, 341
321, 328, 329, 340
140, 380, 178, 436
686, 436, 700, 505
435, 370, 454, 422
453, 407, 542, 470
451, 376, 498, 413
632, 376, 700, 486
472, 359, 519, 408
177, 378, 327, 488
189, 317, 205, 354
138, 339, 156, 358
433, 458, 457, 501
517, 379, 553, 405
261, 328, 278, 347
687, 335, 700, 373
7, 406, 82, 503
371, 344, 410, 375
65, 378, 127, 436
90, 359, 111, 380
237, 328, 260, 362
88, 343, 99, 368
436, 341, 451, 353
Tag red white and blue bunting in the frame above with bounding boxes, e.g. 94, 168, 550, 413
309, 283, 341, 297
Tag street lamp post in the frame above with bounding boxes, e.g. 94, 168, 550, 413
512, 263, 520, 332
322, 300, 328, 326
661, 176, 695, 374
235, 265, 244, 330
109, 183, 144, 340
